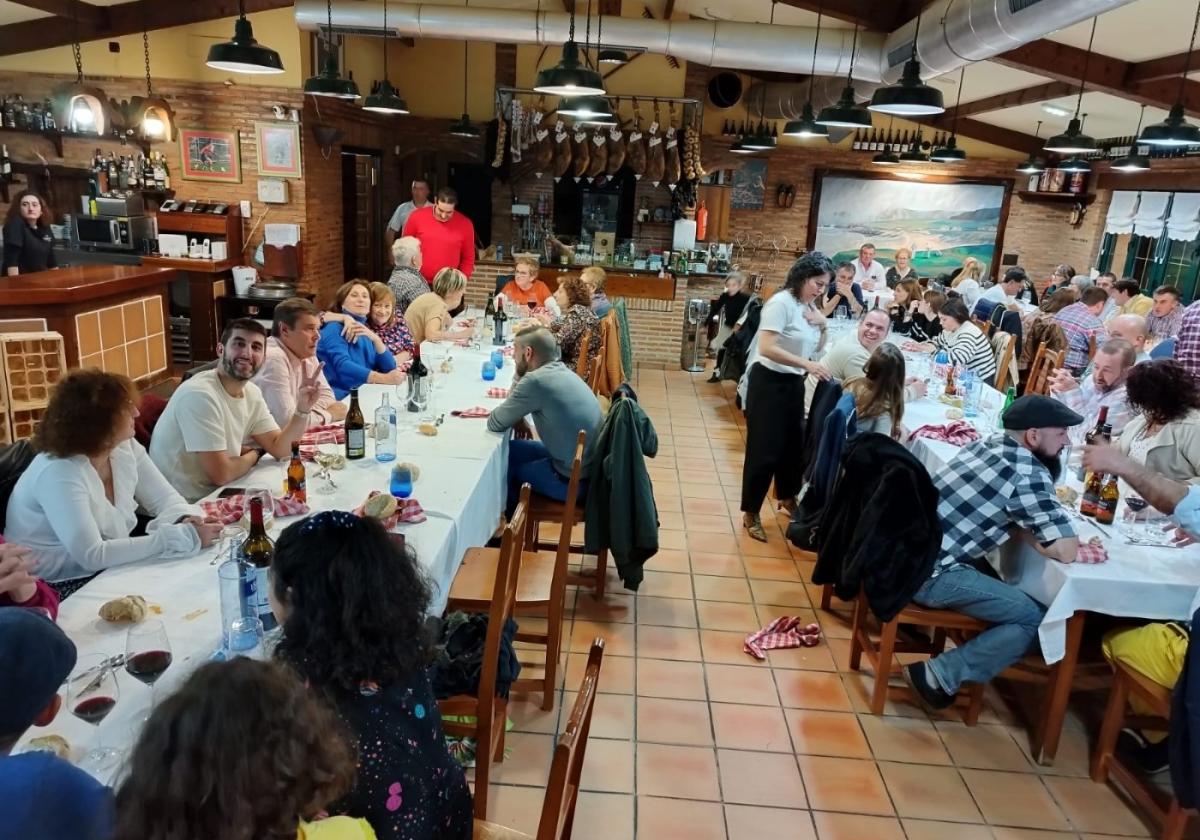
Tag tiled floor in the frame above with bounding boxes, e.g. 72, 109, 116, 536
482, 367, 1159, 840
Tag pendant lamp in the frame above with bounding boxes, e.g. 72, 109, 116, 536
817, 24, 872, 129
206, 0, 284, 74
1139, 0, 1200, 147
1044, 18, 1097, 154
363, 0, 409, 114
1112, 106, 1151, 172
534, 0, 605, 96
558, 95, 615, 122
1015, 121, 1047, 174
783, 2, 829, 138
447, 0, 480, 136
132, 29, 175, 140
869, 9, 943, 116
899, 132, 929, 163
595, 6, 628, 65
1058, 156, 1092, 174
930, 67, 967, 162
305, 0, 360, 99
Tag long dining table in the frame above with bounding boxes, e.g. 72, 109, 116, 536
882, 328, 1200, 764
13, 329, 518, 775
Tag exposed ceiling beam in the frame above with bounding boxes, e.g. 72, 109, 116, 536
946, 81, 1079, 120
0, 0, 294, 56
915, 114, 1043, 155
772, 0, 921, 30
7, 0, 105, 26
1127, 51, 1200, 85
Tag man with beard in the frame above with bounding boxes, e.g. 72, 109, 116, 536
1049, 338, 1136, 446
903, 395, 1083, 712
150, 319, 320, 502
486, 326, 601, 515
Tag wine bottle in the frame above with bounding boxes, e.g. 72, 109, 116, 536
1, 145, 11, 183
345, 388, 366, 460
493, 304, 508, 346
406, 346, 428, 413
239, 497, 277, 632
286, 441, 306, 503
1080, 471, 1103, 518
1096, 475, 1120, 525
1077, 406, 1110, 481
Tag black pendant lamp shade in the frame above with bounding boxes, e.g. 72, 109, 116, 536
1140, 0, 1200, 146
206, 0, 284, 74
558, 95, 615, 122
869, 60, 944, 116
534, 0, 604, 98
784, 4, 829, 139
741, 125, 776, 151
930, 135, 965, 162
1016, 121, 1046, 174
1058, 156, 1092, 173
305, 0, 359, 98
448, 114, 481, 137
1112, 106, 1151, 171
899, 140, 928, 163
595, 7, 628, 65
363, 0, 409, 114
817, 24, 872, 129
1043, 116, 1096, 154
872, 149, 900, 165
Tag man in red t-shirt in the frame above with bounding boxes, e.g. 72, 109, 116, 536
402, 186, 476, 283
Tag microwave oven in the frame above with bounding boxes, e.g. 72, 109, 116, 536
75, 215, 157, 251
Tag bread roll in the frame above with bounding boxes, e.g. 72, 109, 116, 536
99, 595, 148, 623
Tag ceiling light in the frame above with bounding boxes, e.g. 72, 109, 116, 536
1043, 16, 1097, 155
1016, 120, 1046, 174
730, 141, 755, 154
362, 0, 409, 115
1058, 156, 1091, 173
872, 150, 900, 165
1140, 0, 1200, 147
447, 0, 479, 136
206, 0, 285, 74
558, 95, 613, 121
304, 0, 359, 98
929, 67, 967, 163
817, 23, 873, 129
533, 0, 604, 99
448, 114, 481, 137
1111, 104, 1150, 172
598, 48, 629, 65
899, 145, 928, 163
783, 102, 829, 138
1041, 103, 1071, 118
869, 7, 943, 116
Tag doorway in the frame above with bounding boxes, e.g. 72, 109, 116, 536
341, 148, 383, 282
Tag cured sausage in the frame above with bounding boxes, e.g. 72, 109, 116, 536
587, 128, 608, 180
645, 117, 665, 186
665, 126, 681, 188
605, 126, 626, 175
571, 127, 590, 181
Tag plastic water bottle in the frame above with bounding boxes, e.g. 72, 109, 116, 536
374, 393, 397, 462
932, 349, 950, 381
961, 370, 980, 418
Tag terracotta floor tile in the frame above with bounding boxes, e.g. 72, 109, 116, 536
484, 784, 546, 836
646, 548, 691, 573
685, 513, 735, 534
637, 625, 703, 661
725, 805, 816, 840
701, 629, 768, 666
797, 755, 894, 815
636, 596, 699, 628
858, 715, 953, 765
704, 663, 780, 706
816, 609, 853, 641
659, 510, 686, 530
636, 657, 708, 700
637, 796, 727, 840
639, 570, 695, 599
569, 620, 636, 657
1042, 775, 1152, 836
989, 830, 1077, 840
680, 482, 727, 500
901, 819, 993, 840
878, 761, 981, 822
696, 600, 760, 632
687, 531, 740, 554
811, 811, 905, 840
507, 694, 561, 734
934, 721, 1032, 772
689, 552, 745, 577
564, 652, 634, 694
560, 690, 633, 739
758, 641, 838, 672
841, 672, 927, 718
743, 554, 803, 581
694, 574, 753, 603
657, 495, 683, 513
738, 532, 795, 558
571, 592, 634, 624
718, 749, 808, 807
959, 769, 1071, 831
776, 671, 854, 712
1007, 722, 1094, 779
483, 732, 555, 787
711, 702, 793, 752
578, 737, 634, 793
636, 743, 721, 800
749, 578, 813, 607
784, 708, 872, 759
659, 529, 689, 549
636, 697, 714, 746
571, 792, 634, 840
683, 497, 730, 516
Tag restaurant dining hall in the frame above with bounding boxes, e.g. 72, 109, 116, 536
5, 1, 1200, 839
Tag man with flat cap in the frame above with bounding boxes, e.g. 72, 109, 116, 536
904, 395, 1085, 711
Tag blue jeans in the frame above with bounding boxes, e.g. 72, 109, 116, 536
506, 439, 584, 515
913, 564, 1046, 694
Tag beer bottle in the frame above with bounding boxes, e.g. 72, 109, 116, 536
944, 366, 957, 397
239, 497, 277, 631
286, 441, 306, 504
1096, 475, 1120, 525
346, 388, 366, 460
1077, 406, 1110, 481
1080, 471, 1103, 518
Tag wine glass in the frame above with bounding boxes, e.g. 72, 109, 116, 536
69, 653, 122, 776
125, 619, 172, 709
311, 430, 341, 493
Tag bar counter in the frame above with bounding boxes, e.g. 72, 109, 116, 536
0, 264, 176, 385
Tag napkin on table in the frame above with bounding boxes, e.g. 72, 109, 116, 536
907, 420, 980, 447
451, 406, 491, 418
200, 493, 309, 526
354, 491, 428, 527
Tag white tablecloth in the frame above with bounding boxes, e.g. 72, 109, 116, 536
14, 324, 517, 765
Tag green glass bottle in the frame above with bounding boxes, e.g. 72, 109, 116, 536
998, 386, 1016, 429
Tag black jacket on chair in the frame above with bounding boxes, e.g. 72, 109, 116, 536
809, 433, 942, 623
0, 440, 34, 533
1171, 606, 1200, 807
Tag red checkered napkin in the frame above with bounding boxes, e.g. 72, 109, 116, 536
354, 491, 428, 527
743, 616, 822, 661
451, 406, 491, 418
1076, 542, 1109, 564
486, 387, 510, 399
199, 493, 310, 526
298, 424, 345, 447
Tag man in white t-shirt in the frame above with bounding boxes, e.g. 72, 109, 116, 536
976, 268, 1025, 318
150, 319, 323, 502
385, 178, 431, 265
850, 243, 887, 291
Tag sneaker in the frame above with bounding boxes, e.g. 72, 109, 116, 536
902, 661, 955, 711
743, 513, 767, 542
1119, 728, 1170, 774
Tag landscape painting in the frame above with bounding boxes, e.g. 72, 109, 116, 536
811, 173, 1007, 278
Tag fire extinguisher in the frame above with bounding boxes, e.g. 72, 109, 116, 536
696, 199, 708, 240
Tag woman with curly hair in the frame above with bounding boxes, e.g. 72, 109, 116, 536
270, 511, 472, 840
541, 274, 600, 373
4, 370, 221, 584
113, 657, 372, 840
1117, 359, 1200, 482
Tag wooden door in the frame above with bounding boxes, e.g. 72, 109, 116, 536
341, 150, 383, 282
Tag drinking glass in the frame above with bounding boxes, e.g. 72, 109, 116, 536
491, 349, 505, 370
482, 360, 497, 381
125, 619, 172, 710
226, 616, 266, 659
69, 653, 122, 776
391, 464, 414, 499
311, 430, 342, 493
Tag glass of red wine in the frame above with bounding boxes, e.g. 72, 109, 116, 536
125, 619, 173, 710
69, 653, 121, 776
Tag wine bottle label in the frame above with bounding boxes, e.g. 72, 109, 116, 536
249, 566, 277, 632
348, 429, 365, 455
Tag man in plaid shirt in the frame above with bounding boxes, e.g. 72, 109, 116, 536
1174, 299, 1200, 380
1053, 287, 1109, 374
904, 396, 1083, 712
1145, 285, 1183, 343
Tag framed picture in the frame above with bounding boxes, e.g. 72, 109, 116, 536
730, 159, 768, 210
178, 128, 241, 183
255, 121, 302, 179
808, 169, 1013, 280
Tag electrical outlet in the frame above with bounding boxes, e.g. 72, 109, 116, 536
240, 200, 251, 217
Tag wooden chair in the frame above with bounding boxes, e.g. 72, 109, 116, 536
1025, 344, 1065, 396
847, 588, 987, 723
525, 432, 610, 599
992, 330, 1017, 393
573, 329, 593, 379
448, 436, 586, 712
972, 316, 993, 337
439, 484, 529, 820
472, 640, 606, 840
1088, 332, 1100, 363
1093, 659, 1194, 840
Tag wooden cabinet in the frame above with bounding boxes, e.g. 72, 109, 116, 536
697, 185, 731, 242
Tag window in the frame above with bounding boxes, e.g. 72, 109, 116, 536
1124, 235, 1158, 285
1161, 238, 1200, 301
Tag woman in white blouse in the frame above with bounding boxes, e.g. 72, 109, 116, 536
5, 370, 222, 583
949, 257, 985, 310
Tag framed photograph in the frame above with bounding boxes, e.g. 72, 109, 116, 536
730, 159, 768, 210
255, 121, 302, 179
178, 128, 241, 183
808, 169, 1013, 280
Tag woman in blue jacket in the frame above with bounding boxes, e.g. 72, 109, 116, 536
317, 280, 403, 398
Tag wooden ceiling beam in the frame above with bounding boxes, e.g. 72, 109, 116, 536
914, 114, 1042, 154
1127, 51, 1200, 85
773, 0, 883, 28
946, 81, 1078, 120
0, 0, 293, 57
7, 0, 105, 26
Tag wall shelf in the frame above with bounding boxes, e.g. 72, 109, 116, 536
1016, 190, 1096, 204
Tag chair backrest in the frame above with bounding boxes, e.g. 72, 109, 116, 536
1088, 331, 1099, 362
574, 328, 593, 378
0, 440, 35, 533
971, 316, 993, 337
1150, 337, 1177, 360
1028, 346, 1065, 396
1025, 341, 1049, 396
493, 274, 513, 297
587, 354, 605, 394
536, 639, 605, 840
991, 331, 1016, 393
554, 432, 587, 566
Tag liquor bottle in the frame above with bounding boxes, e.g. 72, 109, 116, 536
1080, 471, 1103, 518
238, 496, 277, 632
1077, 406, 1110, 481
2, 96, 14, 129
406, 347, 428, 413
1096, 475, 1120, 525
1, 145, 12, 183
286, 441, 306, 503
374, 392, 397, 462
944, 366, 957, 397
345, 388, 366, 460
42, 98, 54, 131
852, 130, 862, 151
154, 152, 166, 189
493, 303, 508, 346
998, 385, 1016, 428
15, 95, 27, 130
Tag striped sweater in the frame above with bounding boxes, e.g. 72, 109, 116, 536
932, 321, 997, 385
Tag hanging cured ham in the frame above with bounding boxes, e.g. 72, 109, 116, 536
645, 104, 666, 187
627, 101, 647, 180
553, 121, 572, 182
605, 126, 626, 175
533, 122, 554, 177
587, 128, 608, 180
571, 127, 590, 181
665, 126, 681, 189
